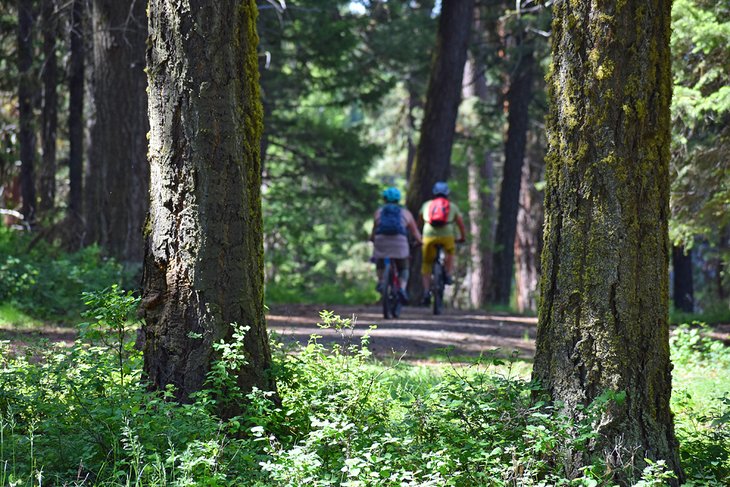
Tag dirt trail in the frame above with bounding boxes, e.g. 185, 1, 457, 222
267, 304, 538, 361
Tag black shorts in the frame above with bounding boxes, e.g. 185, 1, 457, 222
375, 258, 408, 272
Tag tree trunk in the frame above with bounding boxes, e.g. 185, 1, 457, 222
514, 131, 544, 313
17, 0, 37, 225
67, 0, 85, 242
492, 38, 535, 305
671, 245, 693, 313
464, 52, 493, 309
86, 0, 149, 264
39, 0, 58, 215
404, 77, 420, 182
142, 0, 274, 409
532, 0, 682, 481
405, 0, 474, 300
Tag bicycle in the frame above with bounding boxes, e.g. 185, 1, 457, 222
430, 245, 446, 315
381, 257, 403, 319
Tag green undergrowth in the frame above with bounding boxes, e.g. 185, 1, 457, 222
0, 303, 37, 328
670, 304, 730, 327
0, 292, 727, 486
266, 280, 379, 305
0, 228, 132, 322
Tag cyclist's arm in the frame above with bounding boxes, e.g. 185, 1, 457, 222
370, 210, 379, 242
405, 210, 422, 244
455, 214, 467, 243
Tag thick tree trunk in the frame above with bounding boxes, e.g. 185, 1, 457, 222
17, 0, 37, 225
39, 0, 58, 214
532, 0, 682, 481
492, 40, 534, 305
67, 0, 85, 241
671, 245, 693, 313
86, 0, 149, 264
405, 0, 474, 300
142, 0, 274, 409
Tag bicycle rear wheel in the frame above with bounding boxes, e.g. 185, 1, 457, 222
432, 261, 444, 315
382, 263, 395, 319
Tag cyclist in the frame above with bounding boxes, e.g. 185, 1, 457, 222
370, 187, 422, 304
419, 181, 466, 304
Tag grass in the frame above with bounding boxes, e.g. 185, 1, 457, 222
0, 303, 39, 328
670, 303, 730, 326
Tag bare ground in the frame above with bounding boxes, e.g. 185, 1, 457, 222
267, 304, 538, 361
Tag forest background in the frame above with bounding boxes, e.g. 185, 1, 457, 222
0, 0, 727, 316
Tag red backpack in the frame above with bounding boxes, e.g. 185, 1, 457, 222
427, 197, 451, 227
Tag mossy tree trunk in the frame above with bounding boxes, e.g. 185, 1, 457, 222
405, 0, 474, 300
17, 0, 37, 225
532, 0, 682, 481
86, 0, 149, 264
141, 0, 274, 408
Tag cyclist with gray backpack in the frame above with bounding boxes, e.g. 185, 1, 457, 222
370, 187, 422, 304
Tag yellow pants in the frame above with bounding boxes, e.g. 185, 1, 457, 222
422, 236, 456, 275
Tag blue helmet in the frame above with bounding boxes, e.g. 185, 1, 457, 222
432, 181, 449, 196
382, 187, 401, 203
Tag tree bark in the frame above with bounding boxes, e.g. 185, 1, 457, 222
142, 0, 274, 408
86, 0, 149, 264
514, 130, 544, 313
39, 0, 58, 214
464, 52, 494, 309
404, 77, 420, 183
17, 0, 37, 225
671, 245, 693, 313
67, 0, 85, 241
405, 0, 474, 300
532, 0, 682, 481
492, 37, 535, 305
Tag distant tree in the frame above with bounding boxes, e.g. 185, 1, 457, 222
67, 0, 84, 242
16, 0, 36, 225
532, 0, 682, 482
405, 0, 474, 299
514, 130, 544, 313
141, 0, 274, 409
670, 0, 729, 307
491, 22, 535, 306
86, 0, 148, 264
39, 0, 57, 214
463, 51, 494, 309
672, 245, 694, 313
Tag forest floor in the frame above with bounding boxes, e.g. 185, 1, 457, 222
267, 303, 730, 363
2, 304, 729, 362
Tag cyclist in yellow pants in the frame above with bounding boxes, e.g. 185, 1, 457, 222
419, 181, 466, 304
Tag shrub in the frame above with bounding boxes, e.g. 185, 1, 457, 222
0, 228, 129, 320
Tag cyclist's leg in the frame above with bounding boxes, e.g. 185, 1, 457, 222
375, 258, 386, 292
394, 258, 408, 289
394, 258, 409, 303
442, 236, 457, 283
421, 237, 437, 294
